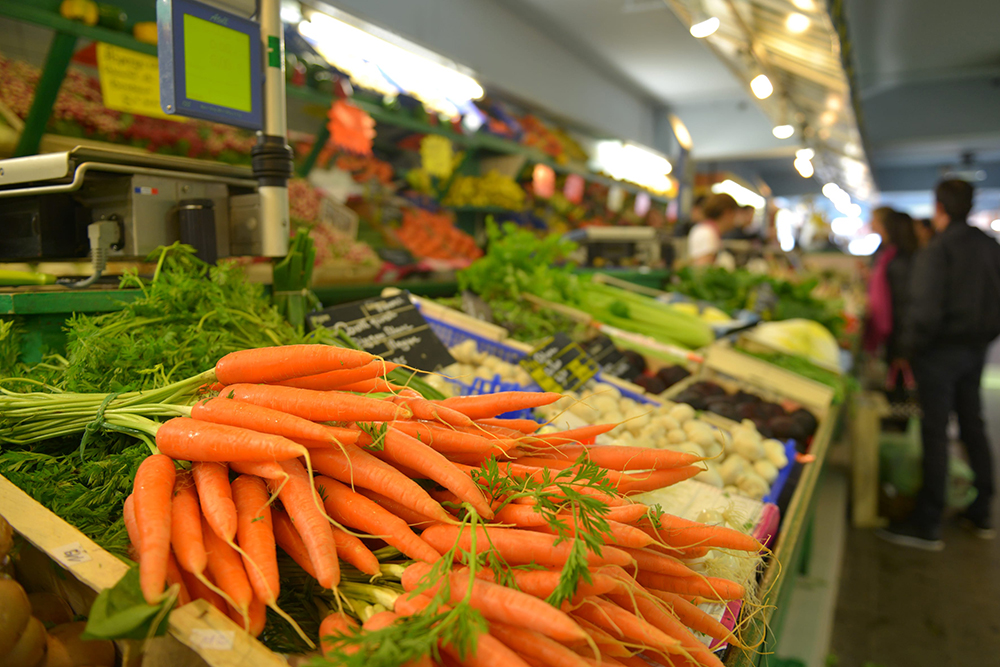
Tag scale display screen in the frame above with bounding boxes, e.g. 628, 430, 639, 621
158, 0, 262, 129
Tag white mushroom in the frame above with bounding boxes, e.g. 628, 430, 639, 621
753, 460, 780, 484
667, 429, 688, 444
695, 466, 724, 488
718, 455, 750, 485
736, 471, 770, 500
668, 403, 696, 424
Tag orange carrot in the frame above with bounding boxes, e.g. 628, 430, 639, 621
133, 455, 176, 605
477, 418, 539, 434
401, 562, 586, 642
215, 344, 373, 385
635, 572, 746, 601
123, 494, 188, 603
311, 446, 453, 524
313, 475, 440, 563
508, 483, 628, 508
191, 397, 343, 444
330, 526, 381, 575
319, 611, 359, 658
392, 396, 474, 427
169, 472, 213, 584
388, 421, 509, 455
246, 596, 267, 637
489, 622, 591, 667
231, 475, 279, 604
472, 567, 618, 602
617, 547, 697, 578
641, 514, 763, 552
527, 520, 653, 550
202, 514, 254, 626
179, 568, 227, 614
552, 445, 703, 470
611, 467, 703, 494
270, 459, 340, 589
647, 590, 734, 644
568, 617, 633, 657
226, 384, 411, 422
608, 593, 725, 667
157, 418, 307, 462
274, 360, 398, 390
438, 392, 562, 420
230, 460, 286, 480
523, 424, 616, 446
356, 488, 438, 526
572, 596, 681, 653
420, 525, 634, 569
336, 377, 418, 395
191, 461, 238, 542
271, 509, 317, 578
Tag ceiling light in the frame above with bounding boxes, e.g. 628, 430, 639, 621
593, 141, 673, 193
820, 110, 838, 126
794, 157, 814, 178
848, 233, 882, 257
796, 148, 815, 160
690, 16, 720, 38
992, 219, 1000, 232
669, 114, 693, 151
791, 0, 816, 10
826, 95, 843, 111
785, 13, 810, 33
772, 124, 795, 139
831, 216, 863, 237
711, 179, 766, 209
750, 74, 773, 99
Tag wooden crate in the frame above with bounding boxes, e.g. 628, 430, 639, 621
0, 474, 287, 667
848, 391, 890, 528
736, 330, 843, 376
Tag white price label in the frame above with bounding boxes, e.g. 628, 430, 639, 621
55, 542, 92, 567
189, 629, 235, 651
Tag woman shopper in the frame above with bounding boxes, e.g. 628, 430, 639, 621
687, 193, 739, 266
864, 207, 919, 371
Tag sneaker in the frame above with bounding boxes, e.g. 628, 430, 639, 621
875, 521, 945, 551
958, 514, 996, 540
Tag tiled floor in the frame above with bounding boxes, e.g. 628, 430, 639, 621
828, 350, 1000, 666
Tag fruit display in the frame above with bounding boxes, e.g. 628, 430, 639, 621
633, 364, 692, 396
287, 178, 380, 273
395, 208, 483, 262
443, 171, 526, 209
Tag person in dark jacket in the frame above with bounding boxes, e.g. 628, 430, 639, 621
878, 180, 1000, 550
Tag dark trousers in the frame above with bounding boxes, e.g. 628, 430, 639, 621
911, 345, 995, 531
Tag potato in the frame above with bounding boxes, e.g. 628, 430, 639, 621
43, 622, 114, 667
732, 432, 765, 461
4, 616, 46, 667
27, 594, 72, 627
667, 429, 687, 444
754, 460, 780, 484
695, 466, 724, 488
763, 439, 789, 468
0, 577, 32, 657
667, 403, 695, 424
736, 471, 770, 500
0, 516, 13, 562
718, 455, 750, 485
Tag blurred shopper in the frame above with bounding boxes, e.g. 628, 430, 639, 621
864, 207, 918, 367
723, 205, 757, 240
687, 193, 738, 266
675, 194, 707, 238
914, 217, 936, 248
879, 180, 1000, 550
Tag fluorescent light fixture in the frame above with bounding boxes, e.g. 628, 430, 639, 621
750, 74, 773, 99
785, 13, 810, 33
690, 16, 720, 38
280, 0, 303, 25
822, 182, 864, 217
796, 148, 815, 161
772, 124, 794, 139
992, 219, 1000, 232
775, 208, 797, 251
794, 157, 814, 178
593, 141, 672, 193
669, 114, 693, 151
848, 233, 882, 256
299, 12, 484, 119
711, 179, 766, 209
831, 216, 863, 237
791, 0, 816, 10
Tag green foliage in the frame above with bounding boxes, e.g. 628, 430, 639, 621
0, 319, 19, 376
83, 565, 175, 640
740, 349, 857, 403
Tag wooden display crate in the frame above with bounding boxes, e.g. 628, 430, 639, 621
0, 474, 286, 667
736, 329, 843, 376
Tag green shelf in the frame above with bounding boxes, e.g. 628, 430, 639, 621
0, 2, 156, 56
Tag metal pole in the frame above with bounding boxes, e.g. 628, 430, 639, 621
14, 31, 77, 157
253, 0, 292, 257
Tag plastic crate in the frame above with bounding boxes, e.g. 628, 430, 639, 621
761, 440, 798, 505
421, 312, 528, 364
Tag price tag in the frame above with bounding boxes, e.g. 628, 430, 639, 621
520, 332, 599, 393
54, 542, 92, 568
461, 290, 494, 323
97, 43, 178, 120
748, 282, 778, 318
532, 164, 556, 198
189, 629, 235, 651
583, 335, 639, 381
421, 135, 454, 179
307, 292, 454, 372
564, 174, 585, 204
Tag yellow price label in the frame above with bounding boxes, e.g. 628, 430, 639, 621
96, 43, 179, 121
420, 135, 454, 179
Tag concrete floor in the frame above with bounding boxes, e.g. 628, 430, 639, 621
828, 344, 1000, 667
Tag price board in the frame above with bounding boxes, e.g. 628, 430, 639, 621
307, 292, 454, 371
583, 335, 639, 381
520, 332, 599, 393
460, 290, 494, 323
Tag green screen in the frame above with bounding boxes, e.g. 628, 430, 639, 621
183, 13, 251, 113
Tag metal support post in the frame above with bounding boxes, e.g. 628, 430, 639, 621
14, 31, 77, 157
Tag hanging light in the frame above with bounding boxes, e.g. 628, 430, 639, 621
750, 74, 773, 99
690, 16, 720, 38
772, 124, 795, 139
796, 148, 815, 161
794, 156, 814, 178
785, 13, 810, 33
791, 0, 816, 10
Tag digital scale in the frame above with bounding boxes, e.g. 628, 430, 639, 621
564, 226, 663, 267
0, 0, 292, 282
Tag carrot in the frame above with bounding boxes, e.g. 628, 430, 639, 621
392, 396, 475, 427
330, 526, 381, 575
523, 424, 616, 446
231, 475, 279, 603
477, 418, 539, 434
313, 475, 440, 563
608, 594, 725, 667
179, 568, 227, 614
617, 547, 697, 578
508, 483, 628, 508
319, 611, 359, 658
270, 459, 340, 589
527, 520, 653, 550
226, 384, 411, 422
230, 460, 287, 480
311, 446, 453, 524
388, 421, 510, 455
225, 596, 267, 637
191, 398, 343, 445
568, 617, 633, 657
336, 377, 417, 395
123, 495, 189, 605
641, 514, 763, 552
271, 509, 317, 578
215, 344, 373, 385
647, 590, 735, 644
401, 562, 586, 642
572, 596, 682, 653
360, 612, 436, 667
635, 572, 746, 601
274, 360, 398, 390
438, 392, 562, 420
357, 488, 438, 526
489, 622, 591, 667
191, 461, 238, 542
367, 426, 494, 519
157, 418, 307, 462
473, 567, 618, 601
133, 455, 176, 605
202, 514, 254, 628
552, 445, 703, 470
420, 525, 634, 569
610, 467, 703, 494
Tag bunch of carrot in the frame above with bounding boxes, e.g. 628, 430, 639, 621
116, 344, 765, 665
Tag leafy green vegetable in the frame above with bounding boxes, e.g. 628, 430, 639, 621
83, 565, 175, 640
739, 349, 857, 403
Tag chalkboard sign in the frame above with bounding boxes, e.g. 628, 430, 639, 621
583, 335, 639, 381
307, 292, 454, 372
460, 290, 494, 323
520, 332, 599, 393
